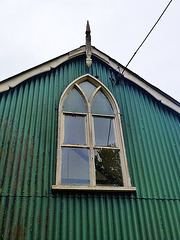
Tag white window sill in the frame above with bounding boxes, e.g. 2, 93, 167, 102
52, 185, 136, 192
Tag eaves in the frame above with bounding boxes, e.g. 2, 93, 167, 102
0, 45, 179, 114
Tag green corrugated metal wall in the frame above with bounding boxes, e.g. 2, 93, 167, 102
0, 55, 180, 239
0, 196, 179, 240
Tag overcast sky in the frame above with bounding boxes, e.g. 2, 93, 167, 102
0, 0, 179, 101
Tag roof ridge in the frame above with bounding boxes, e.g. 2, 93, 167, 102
0, 45, 179, 113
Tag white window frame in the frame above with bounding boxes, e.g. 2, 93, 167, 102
52, 74, 136, 191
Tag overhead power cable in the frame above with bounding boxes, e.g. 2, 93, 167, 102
122, 0, 173, 74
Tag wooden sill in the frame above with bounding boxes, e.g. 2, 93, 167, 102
52, 185, 136, 192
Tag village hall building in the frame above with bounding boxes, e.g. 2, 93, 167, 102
0, 22, 180, 239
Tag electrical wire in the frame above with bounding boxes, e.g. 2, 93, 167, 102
122, 0, 173, 74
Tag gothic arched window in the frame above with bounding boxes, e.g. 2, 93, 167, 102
53, 74, 135, 191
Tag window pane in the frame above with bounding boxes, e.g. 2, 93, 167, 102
94, 149, 123, 186
79, 81, 96, 100
63, 88, 87, 113
94, 117, 116, 146
61, 147, 90, 185
92, 91, 114, 115
64, 115, 86, 145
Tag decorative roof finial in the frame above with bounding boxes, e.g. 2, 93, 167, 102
85, 20, 92, 68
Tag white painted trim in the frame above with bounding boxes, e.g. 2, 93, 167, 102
52, 185, 136, 192
0, 45, 179, 113
92, 48, 180, 113
123, 71, 180, 113
55, 74, 133, 190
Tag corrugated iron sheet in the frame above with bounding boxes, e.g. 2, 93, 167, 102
0, 195, 179, 240
0, 55, 180, 239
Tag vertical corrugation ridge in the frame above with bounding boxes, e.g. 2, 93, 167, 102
22, 80, 36, 196
0, 56, 180, 240
124, 85, 150, 196
141, 94, 165, 198
28, 77, 41, 196
4, 88, 18, 196
137, 93, 160, 197
0, 93, 10, 190
149, 100, 178, 198
16, 83, 32, 196
110, 75, 180, 199
0, 59, 179, 198
9, 86, 24, 197
0, 193, 180, 239
131, 87, 157, 198
158, 107, 180, 198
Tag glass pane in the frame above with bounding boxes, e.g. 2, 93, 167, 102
92, 91, 114, 115
94, 149, 123, 186
63, 88, 87, 113
61, 147, 90, 185
94, 117, 116, 146
79, 81, 96, 100
64, 115, 86, 145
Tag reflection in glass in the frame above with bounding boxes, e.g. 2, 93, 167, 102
92, 91, 114, 115
61, 147, 90, 185
79, 81, 96, 100
94, 149, 123, 186
63, 88, 87, 113
64, 115, 85, 145
94, 117, 116, 146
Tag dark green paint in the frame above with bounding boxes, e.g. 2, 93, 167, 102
0, 55, 180, 239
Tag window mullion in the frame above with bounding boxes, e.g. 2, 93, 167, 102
54, 75, 134, 191
88, 107, 96, 187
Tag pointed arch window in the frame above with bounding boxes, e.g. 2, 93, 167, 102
52, 74, 135, 191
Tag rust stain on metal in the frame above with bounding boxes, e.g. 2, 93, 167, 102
4, 118, 8, 130
11, 224, 26, 240
21, 134, 29, 185
30, 137, 34, 158
12, 152, 22, 195
24, 134, 29, 160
